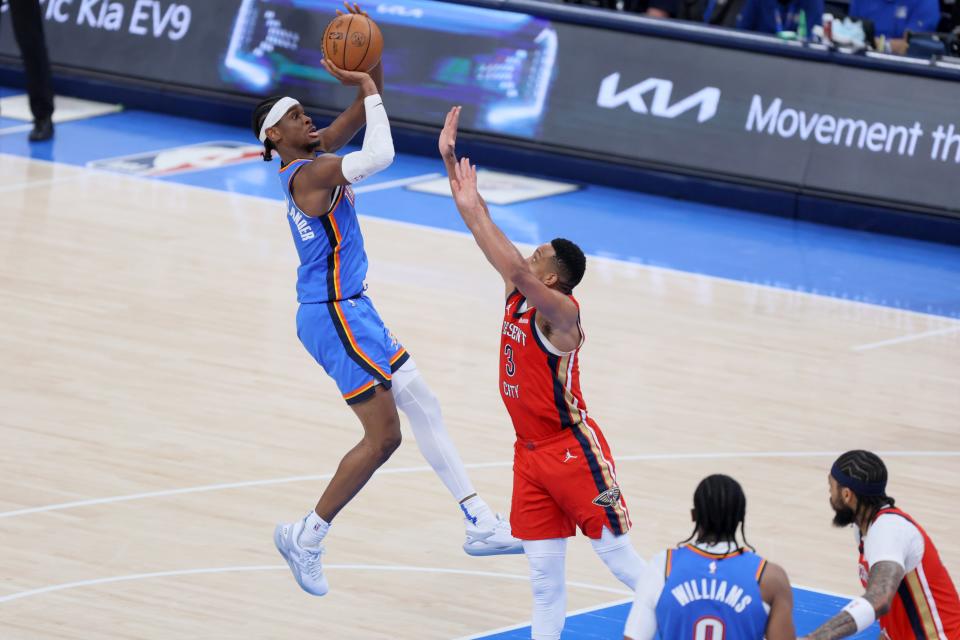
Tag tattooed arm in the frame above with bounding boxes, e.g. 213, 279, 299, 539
804, 561, 904, 640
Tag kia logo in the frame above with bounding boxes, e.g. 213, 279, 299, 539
597, 73, 720, 123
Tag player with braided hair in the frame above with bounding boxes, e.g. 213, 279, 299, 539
624, 474, 796, 640
804, 450, 960, 639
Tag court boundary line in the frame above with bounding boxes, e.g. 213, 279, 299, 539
0, 563, 631, 605
3, 152, 958, 324
852, 325, 960, 351
0, 173, 86, 193
0, 123, 34, 136
2, 450, 957, 520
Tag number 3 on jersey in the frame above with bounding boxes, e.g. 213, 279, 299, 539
693, 617, 724, 640
503, 344, 516, 377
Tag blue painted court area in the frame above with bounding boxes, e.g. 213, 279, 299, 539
1, 96, 959, 320
473, 589, 878, 639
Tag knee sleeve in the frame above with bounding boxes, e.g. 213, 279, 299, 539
391, 358, 476, 502
523, 538, 568, 640
590, 528, 646, 590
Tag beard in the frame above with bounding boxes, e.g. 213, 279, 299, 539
832, 502, 856, 527
307, 138, 324, 151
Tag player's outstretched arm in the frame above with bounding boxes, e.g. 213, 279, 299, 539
438, 106, 462, 188
449, 156, 579, 331
446, 154, 524, 281
440, 106, 519, 296
316, 3, 384, 153
760, 562, 797, 640
802, 561, 903, 640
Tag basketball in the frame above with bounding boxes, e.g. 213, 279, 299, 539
322, 13, 383, 72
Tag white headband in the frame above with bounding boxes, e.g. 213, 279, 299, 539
259, 96, 300, 142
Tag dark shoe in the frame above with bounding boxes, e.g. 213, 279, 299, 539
29, 118, 54, 142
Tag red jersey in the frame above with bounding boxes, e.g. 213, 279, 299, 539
858, 508, 960, 639
500, 289, 631, 539
499, 289, 592, 441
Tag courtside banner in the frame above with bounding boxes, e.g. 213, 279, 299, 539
0, 0, 558, 139
544, 22, 960, 214
0, 0, 235, 87
1, 0, 958, 214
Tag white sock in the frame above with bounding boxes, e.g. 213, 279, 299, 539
460, 494, 497, 530
391, 358, 478, 505
299, 510, 330, 548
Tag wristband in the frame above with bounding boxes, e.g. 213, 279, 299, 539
842, 596, 876, 632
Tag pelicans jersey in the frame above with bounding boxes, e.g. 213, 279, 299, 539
858, 508, 960, 639
656, 545, 769, 640
501, 289, 631, 540
280, 158, 408, 405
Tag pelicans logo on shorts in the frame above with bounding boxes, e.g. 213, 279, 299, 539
592, 485, 622, 507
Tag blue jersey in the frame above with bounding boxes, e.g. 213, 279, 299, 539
656, 545, 768, 640
849, 0, 940, 38
279, 157, 368, 303
735, 0, 823, 34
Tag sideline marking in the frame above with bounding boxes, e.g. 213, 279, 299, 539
853, 325, 960, 351
0, 563, 630, 605
2, 451, 957, 520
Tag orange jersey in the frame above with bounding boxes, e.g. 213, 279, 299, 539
858, 508, 960, 639
499, 289, 591, 441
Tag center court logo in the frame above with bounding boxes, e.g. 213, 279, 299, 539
596, 73, 721, 123
87, 141, 264, 177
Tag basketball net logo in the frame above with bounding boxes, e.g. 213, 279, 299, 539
592, 485, 622, 507
597, 74, 721, 124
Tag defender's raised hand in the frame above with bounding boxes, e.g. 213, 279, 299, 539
439, 106, 461, 160
451, 156, 485, 214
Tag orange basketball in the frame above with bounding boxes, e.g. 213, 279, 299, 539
321, 13, 383, 73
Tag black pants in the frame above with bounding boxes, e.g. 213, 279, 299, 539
5, 0, 54, 121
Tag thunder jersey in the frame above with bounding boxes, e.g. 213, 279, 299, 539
499, 289, 593, 441
279, 157, 368, 303
858, 508, 960, 639
656, 545, 769, 640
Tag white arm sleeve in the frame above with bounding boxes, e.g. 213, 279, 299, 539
340, 94, 395, 184
863, 514, 925, 573
624, 551, 667, 640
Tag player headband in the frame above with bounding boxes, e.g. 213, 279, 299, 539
831, 462, 887, 497
259, 96, 300, 142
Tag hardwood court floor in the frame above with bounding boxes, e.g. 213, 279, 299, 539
1, 154, 958, 639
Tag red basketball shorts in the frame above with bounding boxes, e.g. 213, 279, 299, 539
510, 423, 632, 541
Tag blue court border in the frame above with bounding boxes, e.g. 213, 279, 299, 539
472, 588, 878, 639
2, 100, 958, 320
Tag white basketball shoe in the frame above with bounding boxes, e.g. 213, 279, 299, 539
274, 519, 329, 596
463, 513, 524, 556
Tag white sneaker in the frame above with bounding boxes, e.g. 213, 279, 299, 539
463, 514, 524, 556
274, 519, 329, 596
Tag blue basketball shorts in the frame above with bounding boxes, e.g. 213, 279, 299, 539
296, 295, 409, 405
